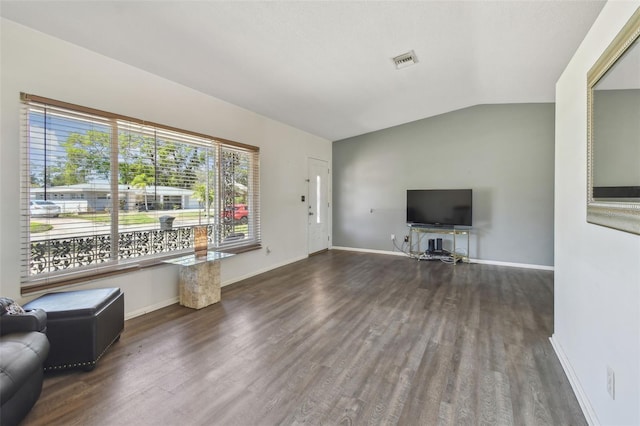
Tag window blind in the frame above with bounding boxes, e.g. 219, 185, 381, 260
20, 93, 260, 291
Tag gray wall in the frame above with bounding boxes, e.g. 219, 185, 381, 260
332, 103, 555, 266
593, 89, 640, 187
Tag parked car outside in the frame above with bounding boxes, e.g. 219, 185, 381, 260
30, 200, 61, 218
223, 204, 248, 224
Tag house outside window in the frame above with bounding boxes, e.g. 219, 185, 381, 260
21, 94, 260, 290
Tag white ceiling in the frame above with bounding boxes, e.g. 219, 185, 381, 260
1, 1, 605, 141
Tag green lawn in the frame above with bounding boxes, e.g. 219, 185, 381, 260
30, 222, 53, 233
43, 211, 249, 234
64, 210, 212, 226
75, 212, 158, 225
229, 224, 248, 234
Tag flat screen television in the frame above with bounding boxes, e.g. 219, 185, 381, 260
406, 189, 472, 227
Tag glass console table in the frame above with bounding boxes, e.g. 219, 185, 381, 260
408, 225, 471, 264
163, 251, 234, 309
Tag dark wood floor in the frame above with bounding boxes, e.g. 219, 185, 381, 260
23, 250, 585, 426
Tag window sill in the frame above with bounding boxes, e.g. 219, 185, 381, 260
218, 243, 262, 255
21, 244, 260, 296
21, 263, 142, 295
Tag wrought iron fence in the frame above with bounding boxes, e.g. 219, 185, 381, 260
30, 224, 217, 275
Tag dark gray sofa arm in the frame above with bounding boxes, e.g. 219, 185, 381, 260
0, 309, 47, 336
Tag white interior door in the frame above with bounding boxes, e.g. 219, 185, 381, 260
308, 158, 329, 254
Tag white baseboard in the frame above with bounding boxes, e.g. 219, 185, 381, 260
331, 246, 408, 257
125, 296, 179, 320
549, 335, 599, 426
221, 255, 309, 287
470, 258, 554, 271
331, 246, 554, 271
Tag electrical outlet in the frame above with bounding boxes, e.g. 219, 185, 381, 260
391, 234, 395, 241
607, 366, 615, 400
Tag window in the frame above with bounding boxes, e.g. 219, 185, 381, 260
21, 93, 260, 290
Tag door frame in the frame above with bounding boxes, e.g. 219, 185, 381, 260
307, 157, 330, 255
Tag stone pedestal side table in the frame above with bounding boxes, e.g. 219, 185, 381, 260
180, 260, 220, 309
164, 251, 233, 310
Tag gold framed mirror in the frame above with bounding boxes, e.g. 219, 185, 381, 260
587, 7, 640, 235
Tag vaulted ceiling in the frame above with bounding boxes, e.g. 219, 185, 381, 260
1, 1, 605, 141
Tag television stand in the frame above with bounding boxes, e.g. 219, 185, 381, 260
408, 225, 471, 264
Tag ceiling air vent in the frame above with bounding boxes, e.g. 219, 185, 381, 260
393, 50, 418, 69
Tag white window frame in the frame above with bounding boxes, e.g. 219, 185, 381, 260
21, 93, 261, 292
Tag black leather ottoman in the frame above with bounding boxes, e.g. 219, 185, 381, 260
24, 288, 124, 371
